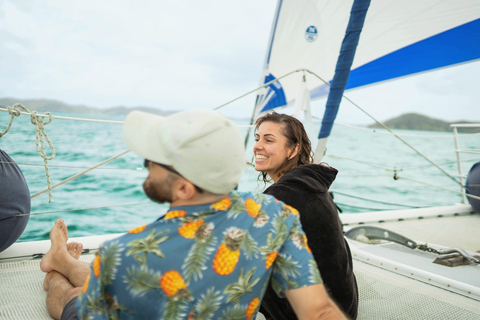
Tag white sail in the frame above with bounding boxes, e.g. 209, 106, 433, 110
256, 0, 480, 115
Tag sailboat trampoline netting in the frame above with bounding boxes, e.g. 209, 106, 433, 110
1, 255, 479, 319
353, 259, 480, 319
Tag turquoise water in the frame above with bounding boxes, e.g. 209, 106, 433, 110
0, 111, 477, 242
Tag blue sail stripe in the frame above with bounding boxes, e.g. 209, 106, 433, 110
346, 18, 480, 90
318, 0, 371, 139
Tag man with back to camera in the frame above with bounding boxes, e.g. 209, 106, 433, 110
40, 109, 347, 319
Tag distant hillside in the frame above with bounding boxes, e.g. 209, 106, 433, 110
0, 97, 177, 116
368, 113, 478, 133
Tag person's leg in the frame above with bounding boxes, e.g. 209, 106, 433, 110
44, 271, 82, 320
44, 242, 84, 291
40, 219, 90, 287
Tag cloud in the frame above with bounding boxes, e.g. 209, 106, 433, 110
0, 0, 478, 122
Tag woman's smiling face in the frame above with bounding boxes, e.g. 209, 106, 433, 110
253, 121, 296, 182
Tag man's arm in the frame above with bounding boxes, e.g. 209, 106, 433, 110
284, 283, 348, 320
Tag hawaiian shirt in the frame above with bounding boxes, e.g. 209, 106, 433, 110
76, 191, 322, 320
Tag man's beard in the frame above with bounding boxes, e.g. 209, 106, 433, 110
143, 174, 175, 204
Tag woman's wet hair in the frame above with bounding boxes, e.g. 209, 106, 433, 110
254, 112, 313, 183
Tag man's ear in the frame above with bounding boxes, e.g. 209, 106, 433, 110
288, 144, 300, 160
174, 179, 197, 200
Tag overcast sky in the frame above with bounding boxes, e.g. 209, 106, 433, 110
1, 0, 479, 124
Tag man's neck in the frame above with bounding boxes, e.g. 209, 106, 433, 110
170, 192, 229, 208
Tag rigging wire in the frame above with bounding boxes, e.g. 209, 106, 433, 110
0, 160, 142, 171
303, 68, 465, 188
325, 155, 478, 172
335, 122, 480, 138
30, 150, 131, 200
0, 106, 124, 124
330, 190, 427, 208
0, 201, 152, 221
334, 202, 396, 211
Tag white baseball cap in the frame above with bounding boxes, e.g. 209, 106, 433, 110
123, 109, 245, 194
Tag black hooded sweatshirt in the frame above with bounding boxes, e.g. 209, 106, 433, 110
260, 164, 358, 320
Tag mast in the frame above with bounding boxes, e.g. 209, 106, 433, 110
244, 0, 284, 147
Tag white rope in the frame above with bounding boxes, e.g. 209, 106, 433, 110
29, 110, 56, 202
0, 104, 30, 138
30, 150, 130, 200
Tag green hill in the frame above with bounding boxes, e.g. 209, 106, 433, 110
368, 113, 478, 133
0, 97, 176, 116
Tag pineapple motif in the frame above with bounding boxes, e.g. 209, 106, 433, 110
224, 268, 260, 304
183, 222, 217, 283
159, 270, 192, 319
260, 215, 291, 270
189, 287, 222, 320
164, 210, 187, 220
128, 224, 147, 234
82, 273, 90, 294
93, 254, 101, 277
308, 259, 323, 284
253, 211, 269, 228
99, 241, 124, 286
126, 229, 169, 265
245, 199, 261, 217
292, 232, 312, 253
260, 233, 279, 270
160, 270, 189, 298
213, 227, 245, 275
224, 193, 248, 219
212, 196, 232, 211
265, 251, 278, 270
282, 204, 299, 217
246, 297, 260, 320
178, 219, 205, 239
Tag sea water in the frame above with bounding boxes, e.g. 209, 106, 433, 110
0, 111, 477, 242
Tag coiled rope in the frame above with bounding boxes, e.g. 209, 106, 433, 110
1, 104, 57, 202
30, 109, 56, 202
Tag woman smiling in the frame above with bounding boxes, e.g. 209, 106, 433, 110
254, 112, 358, 320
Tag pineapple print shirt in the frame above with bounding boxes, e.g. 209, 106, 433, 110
76, 191, 322, 320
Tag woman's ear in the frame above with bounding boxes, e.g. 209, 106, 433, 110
288, 144, 300, 160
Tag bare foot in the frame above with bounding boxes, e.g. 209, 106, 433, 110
40, 219, 69, 273
43, 272, 53, 291
67, 242, 83, 260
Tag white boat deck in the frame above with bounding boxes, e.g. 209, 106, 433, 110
342, 204, 480, 252
1, 250, 480, 320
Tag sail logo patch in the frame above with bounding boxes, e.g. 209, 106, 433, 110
305, 26, 317, 42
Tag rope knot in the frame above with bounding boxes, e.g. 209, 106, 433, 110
1, 104, 31, 138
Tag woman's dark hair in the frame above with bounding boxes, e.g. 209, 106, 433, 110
254, 111, 313, 183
